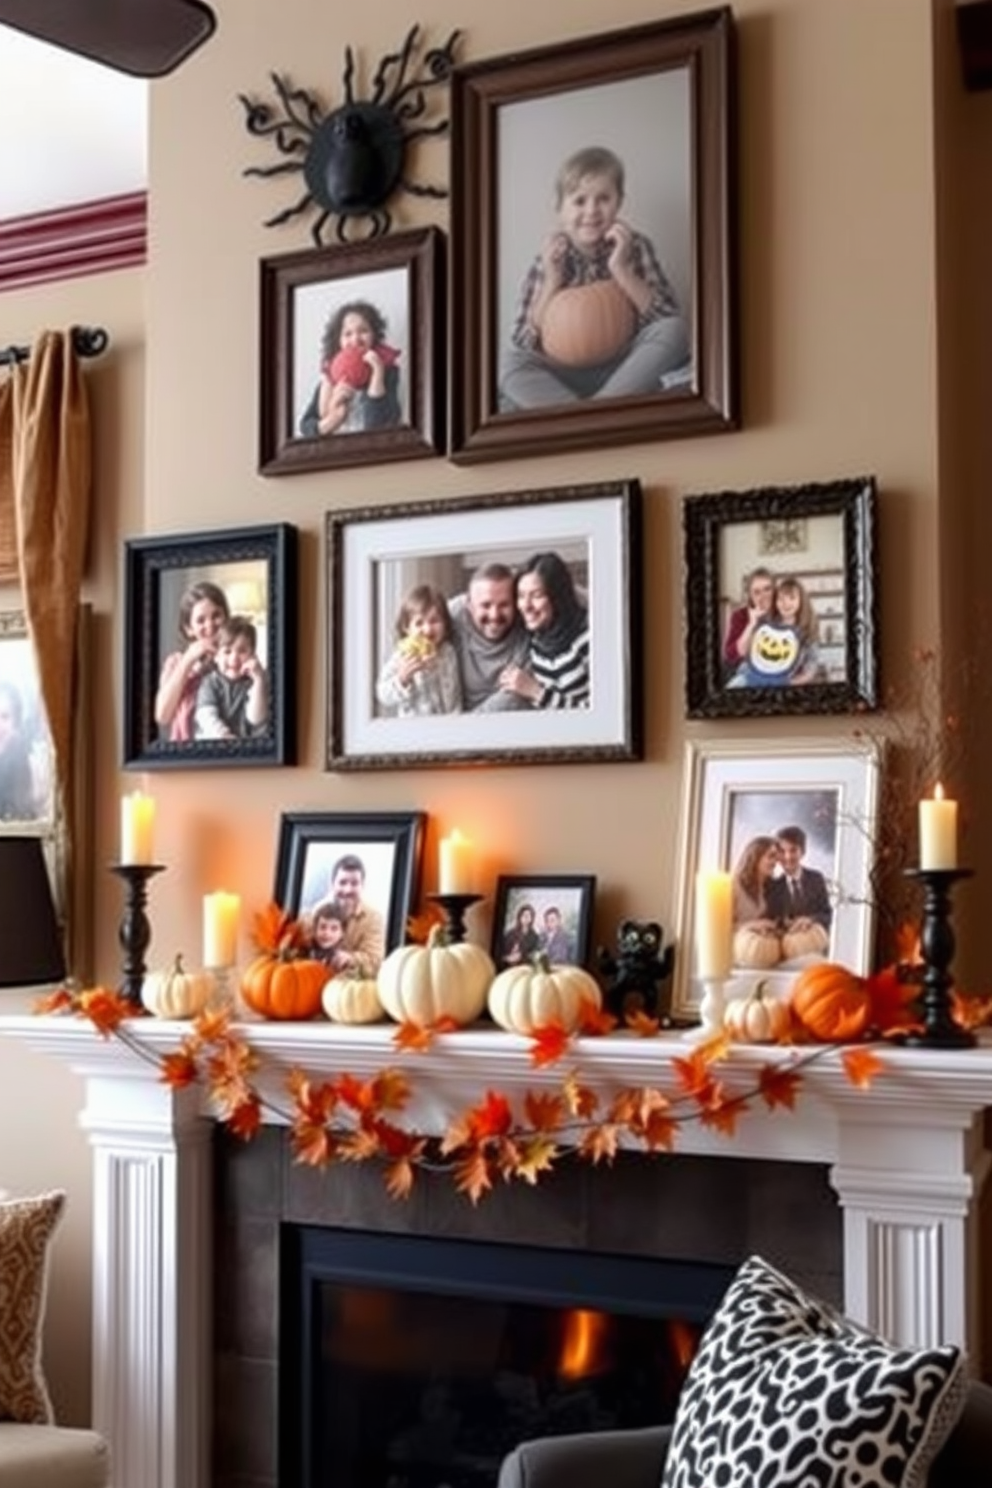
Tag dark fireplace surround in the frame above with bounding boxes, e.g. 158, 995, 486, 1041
213, 1128, 842, 1488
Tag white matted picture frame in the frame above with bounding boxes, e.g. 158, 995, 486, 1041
672, 737, 881, 1020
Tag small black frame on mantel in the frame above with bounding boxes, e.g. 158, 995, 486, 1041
682, 475, 879, 719
123, 522, 297, 769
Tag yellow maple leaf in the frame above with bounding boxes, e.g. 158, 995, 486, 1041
758, 1064, 803, 1112
562, 1070, 599, 1119
579, 1123, 620, 1165
842, 1046, 885, 1089
454, 1149, 494, 1204
514, 1135, 558, 1184
385, 1158, 417, 1202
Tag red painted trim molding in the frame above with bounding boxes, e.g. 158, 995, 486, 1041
0, 192, 147, 293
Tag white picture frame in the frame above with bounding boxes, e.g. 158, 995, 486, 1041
673, 737, 881, 1020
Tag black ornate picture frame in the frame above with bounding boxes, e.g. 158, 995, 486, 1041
449, 8, 737, 463
259, 226, 444, 475
123, 523, 297, 769
683, 476, 878, 719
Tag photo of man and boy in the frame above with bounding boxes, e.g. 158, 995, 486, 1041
296, 842, 397, 979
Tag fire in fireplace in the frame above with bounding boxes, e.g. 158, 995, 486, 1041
279, 1225, 734, 1488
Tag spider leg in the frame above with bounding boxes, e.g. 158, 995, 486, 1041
400, 179, 448, 200
264, 192, 314, 228
243, 161, 306, 180
400, 118, 450, 141
312, 209, 333, 247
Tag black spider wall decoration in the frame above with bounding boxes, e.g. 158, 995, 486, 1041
238, 24, 461, 245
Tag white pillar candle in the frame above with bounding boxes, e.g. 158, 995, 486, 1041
203, 891, 241, 968
919, 783, 958, 870
438, 830, 473, 894
695, 868, 733, 980
120, 790, 156, 865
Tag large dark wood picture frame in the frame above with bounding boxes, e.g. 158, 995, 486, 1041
259, 226, 444, 475
683, 476, 879, 719
123, 523, 297, 769
449, 7, 737, 463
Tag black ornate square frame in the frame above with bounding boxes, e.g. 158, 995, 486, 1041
683, 476, 878, 718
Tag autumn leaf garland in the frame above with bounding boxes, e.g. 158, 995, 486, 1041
35, 985, 892, 1205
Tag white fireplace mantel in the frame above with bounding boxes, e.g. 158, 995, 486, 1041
2, 1013, 991, 1488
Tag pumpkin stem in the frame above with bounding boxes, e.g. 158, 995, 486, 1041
172, 953, 186, 973
426, 923, 453, 949
530, 951, 553, 974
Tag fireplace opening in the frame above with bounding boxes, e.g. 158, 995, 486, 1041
279, 1224, 734, 1488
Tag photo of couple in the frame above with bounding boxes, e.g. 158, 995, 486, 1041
728, 797, 839, 972
373, 546, 590, 721
491, 876, 594, 972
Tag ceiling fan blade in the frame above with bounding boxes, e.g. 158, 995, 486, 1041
0, 0, 216, 78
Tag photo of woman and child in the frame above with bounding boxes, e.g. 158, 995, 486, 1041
374, 549, 590, 721
154, 572, 269, 744
723, 568, 823, 689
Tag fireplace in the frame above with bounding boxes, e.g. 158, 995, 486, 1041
2, 1015, 991, 1488
279, 1224, 735, 1488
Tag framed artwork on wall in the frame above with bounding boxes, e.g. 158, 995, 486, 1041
273, 810, 426, 978
672, 737, 881, 1021
326, 479, 642, 771
683, 476, 879, 719
490, 874, 596, 972
448, 7, 737, 463
123, 523, 297, 769
258, 226, 444, 475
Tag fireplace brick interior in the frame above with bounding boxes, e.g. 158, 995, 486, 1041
213, 1127, 842, 1488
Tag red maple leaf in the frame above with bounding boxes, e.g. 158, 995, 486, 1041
578, 999, 618, 1036
392, 1021, 435, 1052
528, 1023, 572, 1067
159, 1049, 199, 1089
467, 1090, 513, 1141
758, 1064, 803, 1112
866, 965, 921, 1035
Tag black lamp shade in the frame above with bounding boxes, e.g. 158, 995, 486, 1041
0, 0, 216, 79
0, 837, 66, 988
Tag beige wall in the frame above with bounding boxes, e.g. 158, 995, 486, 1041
1, 0, 990, 1423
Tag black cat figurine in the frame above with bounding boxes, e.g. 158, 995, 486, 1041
597, 919, 675, 1023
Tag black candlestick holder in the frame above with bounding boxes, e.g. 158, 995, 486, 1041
110, 863, 166, 1008
427, 892, 483, 944
902, 867, 976, 1049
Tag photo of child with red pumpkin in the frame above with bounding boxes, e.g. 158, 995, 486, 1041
500, 145, 688, 410
299, 300, 402, 437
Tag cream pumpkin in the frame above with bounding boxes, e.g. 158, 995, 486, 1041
141, 954, 216, 1020
733, 923, 782, 970
377, 927, 494, 1027
321, 973, 384, 1026
781, 922, 830, 961
723, 981, 791, 1044
488, 955, 601, 1035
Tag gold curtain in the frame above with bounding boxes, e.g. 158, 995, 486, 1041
0, 331, 92, 966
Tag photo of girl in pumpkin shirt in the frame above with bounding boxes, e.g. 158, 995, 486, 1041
299, 300, 402, 437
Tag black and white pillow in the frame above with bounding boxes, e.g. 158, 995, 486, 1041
662, 1254, 968, 1488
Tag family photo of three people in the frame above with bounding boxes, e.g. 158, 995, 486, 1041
373, 548, 591, 720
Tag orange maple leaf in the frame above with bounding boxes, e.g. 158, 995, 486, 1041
641, 1109, 677, 1151
432, 1015, 463, 1034
440, 1113, 474, 1154
671, 1050, 721, 1108
206, 1037, 259, 1087
78, 987, 133, 1035
454, 1149, 494, 1204
337, 1127, 382, 1163
625, 1010, 661, 1037
252, 901, 305, 955
385, 1157, 418, 1201
405, 902, 447, 945
192, 1005, 233, 1046
370, 1068, 411, 1112
34, 987, 73, 1015
159, 1049, 199, 1089
758, 1063, 803, 1112
292, 1120, 335, 1167
842, 1046, 885, 1089
579, 1123, 619, 1165
226, 1094, 262, 1141
467, 1090, 513, 1141
952, 990, 992, 1031
393, 1021, 434, 1052
291, 1077, 339, 1125
523, 1091, 566, 1132
866, 965, 921, 1035
562, 1070, 599, 1119
578, 999, 618, 1036
700, 1100, 740, 1138
369, 1120, 425, 1161
528, 1023, 571, 1067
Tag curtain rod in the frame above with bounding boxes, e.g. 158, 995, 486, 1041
0, 326, 110, 369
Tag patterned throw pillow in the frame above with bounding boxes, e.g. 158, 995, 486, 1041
0, 1190, 66, 1424
662, 1254, 968, 1488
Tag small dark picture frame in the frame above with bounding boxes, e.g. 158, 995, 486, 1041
326, 479, 642, 771
449, 7, 737, 463
123, 523, 296, 769
491, 874, 596, 972
273, 811, 426, 976
259, 226, 444, 475
683, 476, 878, 719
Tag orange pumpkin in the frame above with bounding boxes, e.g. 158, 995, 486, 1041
789, 962, 872, 1042
241, 951, 327, 1021
541, 280, 636, 368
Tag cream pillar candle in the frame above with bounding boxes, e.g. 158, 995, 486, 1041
695, 868, 733, 980
120, 789, 156, 865
203, 892, 241, 968
438, 830, 473, 894
919, 783, 958, 870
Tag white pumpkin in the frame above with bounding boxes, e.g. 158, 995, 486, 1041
733, 923, 782, 970
322, 973, 384, 1025
141, 953, 216, 1020
781, 922, 830, 961
377, 926, 494, 1026
723, 981, 791, 1044
488, 954, 601, 1034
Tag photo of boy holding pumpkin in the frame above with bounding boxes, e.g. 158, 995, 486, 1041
499, 145, 689, 410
